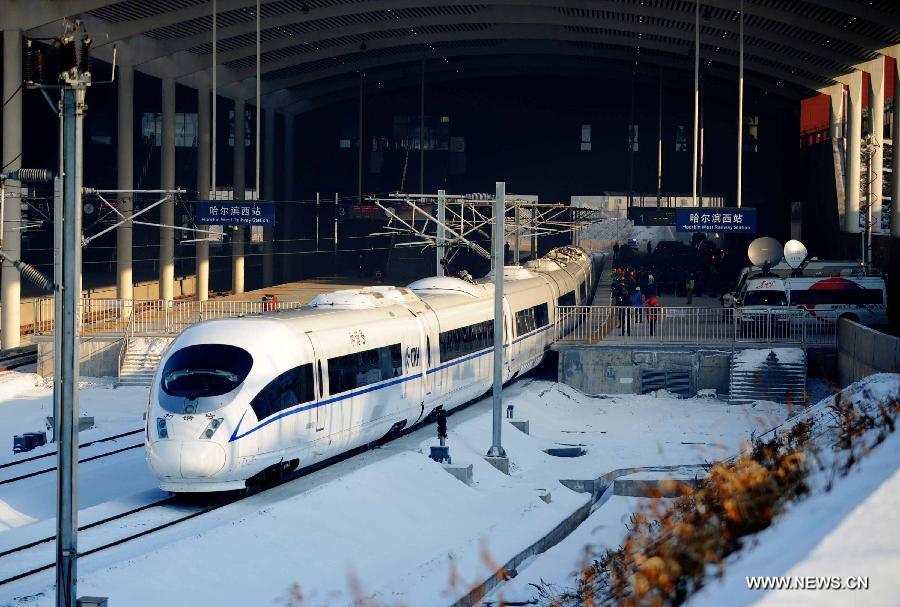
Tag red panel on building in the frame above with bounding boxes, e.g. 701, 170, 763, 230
800, 94, 830, 136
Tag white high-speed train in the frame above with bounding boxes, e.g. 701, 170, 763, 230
146, 246, 600, 492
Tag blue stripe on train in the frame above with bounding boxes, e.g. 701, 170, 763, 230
228, 323, 554, 441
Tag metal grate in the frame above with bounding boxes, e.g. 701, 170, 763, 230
640, 369, 691, 397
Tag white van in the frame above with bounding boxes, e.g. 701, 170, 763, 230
736, 274, 887, 326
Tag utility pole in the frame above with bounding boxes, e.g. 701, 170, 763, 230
56, 22, 91, 607
487, 182, 507, 460
436, 189, 446, 275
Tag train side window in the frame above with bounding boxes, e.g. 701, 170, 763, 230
557, 291, 576, 307
250, 364, 315, 422
328, 343, 402, 394
426, 336, 431, 367
439, 319, 494, 362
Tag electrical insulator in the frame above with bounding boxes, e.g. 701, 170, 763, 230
23, 40, 34, 84
78, 37, 92, 74
59, 40, 77, 73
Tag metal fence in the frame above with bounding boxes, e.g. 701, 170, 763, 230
30, 297, 305, 337
556, 306, 840, 347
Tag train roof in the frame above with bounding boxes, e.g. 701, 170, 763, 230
407, 276, 489, 298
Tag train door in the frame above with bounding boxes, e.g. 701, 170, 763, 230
411, 306, 441, 415
303, 331, 327, 433
402, 317, 425, 405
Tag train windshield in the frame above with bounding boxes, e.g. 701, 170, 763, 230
161, 344, 253, 399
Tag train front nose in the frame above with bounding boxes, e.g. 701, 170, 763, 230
148, 440, 227, 478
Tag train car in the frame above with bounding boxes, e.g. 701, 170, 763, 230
146, 246, 600, 493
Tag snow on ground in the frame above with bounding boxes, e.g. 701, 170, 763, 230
579, 217, 688, 254
0, 372, 158, 533
487, 374, 900, 607
489, 494, 662, 604
732, 347, 805, 369
689, 373, 900, 607
0, 377, 792, 606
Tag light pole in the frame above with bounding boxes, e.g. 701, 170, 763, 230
56, 23, 91, 607
487, 181, 506, 459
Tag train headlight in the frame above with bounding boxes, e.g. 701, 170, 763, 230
156, 417, 169, 439
201, 418, 224, 440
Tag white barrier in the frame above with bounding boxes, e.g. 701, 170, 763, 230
556, 306, 839, 346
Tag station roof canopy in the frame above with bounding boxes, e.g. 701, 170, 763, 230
13, 0, 900, 110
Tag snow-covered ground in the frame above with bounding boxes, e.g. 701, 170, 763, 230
690, 373, 900, 607
0, 372, 793, 606
489, 374, 900, 607
0, 373, 159, 535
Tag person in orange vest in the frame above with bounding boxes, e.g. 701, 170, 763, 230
646, 293, 661, 336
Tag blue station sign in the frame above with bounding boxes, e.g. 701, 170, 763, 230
675, 207, 757, 233
194, 201, 275, 226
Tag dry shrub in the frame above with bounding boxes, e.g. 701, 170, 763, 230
543, 394, 899, 607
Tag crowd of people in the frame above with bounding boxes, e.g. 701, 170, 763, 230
611, 267, 660, 336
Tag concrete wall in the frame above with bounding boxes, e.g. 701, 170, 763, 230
34, 335, 123, 378
838, 318, 900, 387
556, 345, 731, 396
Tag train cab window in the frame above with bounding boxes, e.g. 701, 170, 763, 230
426, 336, 431, 367
160, 344, 253, 400
557, 291, 576, 307
250, 364, 315, 421
327, 343, 402, 395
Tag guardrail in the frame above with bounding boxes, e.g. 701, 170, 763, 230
30, 297, 305, 337
556, 306, 839, 347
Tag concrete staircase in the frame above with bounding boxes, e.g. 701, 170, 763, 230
729, 348, 807, 406
118, 337, 172, 387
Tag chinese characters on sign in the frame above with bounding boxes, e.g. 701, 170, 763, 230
194, 201, 275, 226
675, 207, 757, 233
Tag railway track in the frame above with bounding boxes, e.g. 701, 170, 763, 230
0, 345, 37, 371
0, 495, 238, 587
0, 429, 144, 486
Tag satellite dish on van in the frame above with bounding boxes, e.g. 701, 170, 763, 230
783, 240, 808, 269
747, 237, 783, 268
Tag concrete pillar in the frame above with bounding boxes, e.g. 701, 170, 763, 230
116, 63, 134, 303
869, 59, 886, 233
262, 108, 275, 287
232, 97, 245, 295
827, 84, 846, 223
196, 84, 210, 301
160, 77, 176, 300
281, 113, 295, 282
2, 30, 22, 350
893, 59, 900, 237
845, 71, 862, 234
828, 84, 844, 141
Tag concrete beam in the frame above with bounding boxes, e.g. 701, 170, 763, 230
262, 108, 275, 287
269, 42, 808, 112
169, 5, 851, 82
232, 96, 245, 295
214, 24, 830, 93
844, 70, 862, 234
196, 83, 211, 302
160, 77, 176, 301
2, 29, 23, 350
116, 62, 134, 302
